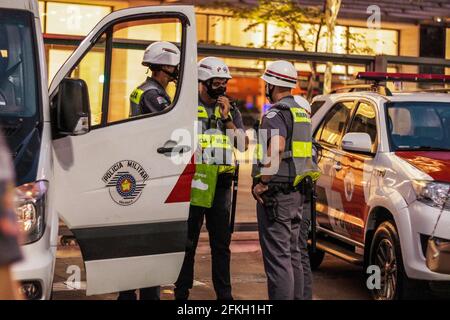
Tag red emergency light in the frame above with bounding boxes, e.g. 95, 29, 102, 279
356, 72, 450, 83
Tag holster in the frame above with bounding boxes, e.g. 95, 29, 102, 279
260, 185, 282, 222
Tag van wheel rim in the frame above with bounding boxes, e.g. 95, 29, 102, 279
374, 238, 397, 300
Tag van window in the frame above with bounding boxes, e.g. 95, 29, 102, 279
108, 18, 182, 123
316, 101, 354, 146
63, 15, 185, 128
67, 37, 106, 126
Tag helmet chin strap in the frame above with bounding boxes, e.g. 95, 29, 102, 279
161, 67, 179, 82
265, 83, 275, 103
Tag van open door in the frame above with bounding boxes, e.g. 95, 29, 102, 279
49, 6, 197, 295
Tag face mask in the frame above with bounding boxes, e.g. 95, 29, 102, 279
206, 80, 227, 99
265, 83, 274, 103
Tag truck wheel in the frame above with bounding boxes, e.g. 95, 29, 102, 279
368, 221, 422, 300
308, 247, 325, 270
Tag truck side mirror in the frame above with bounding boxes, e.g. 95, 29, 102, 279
342, 132, 373, 154
56, 78, 91, 136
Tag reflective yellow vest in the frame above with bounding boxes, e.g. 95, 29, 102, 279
197, 105, 235, 174
252, 103, 321, 186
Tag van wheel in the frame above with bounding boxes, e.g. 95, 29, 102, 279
308, 247, 325, 270
369, 221, 421, 300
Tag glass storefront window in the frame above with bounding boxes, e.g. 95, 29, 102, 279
45, 2, 111, 36
209, 15, 264, 47
348, 27, 398, 55
266, 22, 292, 50
294, 63, 311, 72
197, 14, 208, 42
348, 65, 366, 75
220, 57, 264, 70
316, 25, 347, 54
316, 64, 347, 75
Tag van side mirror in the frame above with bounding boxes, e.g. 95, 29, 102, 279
342, 132, 373, 154
56, 78, 90, 136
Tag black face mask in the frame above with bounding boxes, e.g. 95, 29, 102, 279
205, 80, 227, 99
265, 83, 275, 103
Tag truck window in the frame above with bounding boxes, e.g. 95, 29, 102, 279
316, 101, 354, 147
310, 100, 325, 117
346, 102, 378, 153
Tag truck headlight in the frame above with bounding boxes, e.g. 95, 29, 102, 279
15, 181, 48, 244
413, 180, 450, 210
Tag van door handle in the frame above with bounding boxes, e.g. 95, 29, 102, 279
333, 162, 342, 171
157, 145, 191, 155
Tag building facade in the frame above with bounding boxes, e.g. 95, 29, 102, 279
38, 0, 450, 123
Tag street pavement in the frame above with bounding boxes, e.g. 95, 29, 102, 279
52, 233, 370, 300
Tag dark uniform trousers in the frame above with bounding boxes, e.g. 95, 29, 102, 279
175, 180, 233, 300
257, 190, 306, 300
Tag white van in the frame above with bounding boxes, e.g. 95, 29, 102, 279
0, 0, 197, 299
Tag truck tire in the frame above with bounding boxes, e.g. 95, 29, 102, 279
368, 221, 424, 300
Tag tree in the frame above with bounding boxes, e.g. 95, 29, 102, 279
323, 0, 341, 94
211, 0, 374, 99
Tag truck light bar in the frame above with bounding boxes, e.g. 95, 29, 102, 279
356, 72, 450, 83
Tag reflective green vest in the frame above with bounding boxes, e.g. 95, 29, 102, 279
252, 103, 321, 187
191, 104, 236, 208
197, 105, 235, 174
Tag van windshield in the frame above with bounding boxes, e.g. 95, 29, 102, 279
0, 9, 41, 186
387, 101, 450, 151
0, 9, 38, 119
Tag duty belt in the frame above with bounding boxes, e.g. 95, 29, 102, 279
267, 182, 298, 194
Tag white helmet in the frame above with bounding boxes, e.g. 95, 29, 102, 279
142, 41, 180, 67
198, 57, 232, 81
261, 60, 297, 88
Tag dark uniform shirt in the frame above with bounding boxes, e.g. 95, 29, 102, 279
199, 97, 245, 187
259, 95, 296, 183
198, 97, 246, 133
0, 135, 22, 266
138, 78, 171, 115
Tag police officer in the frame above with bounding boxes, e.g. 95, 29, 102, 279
174, 57, 248, 300
129, 41, 180, 117
252, 60, 320, 300
118, 41, 180, 300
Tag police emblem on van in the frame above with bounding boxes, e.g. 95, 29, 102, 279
102, 160, 149, 206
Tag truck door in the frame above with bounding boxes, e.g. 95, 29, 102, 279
314, 100, 355, 233
49, 6, 197, 295
332, 100, 378, 243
